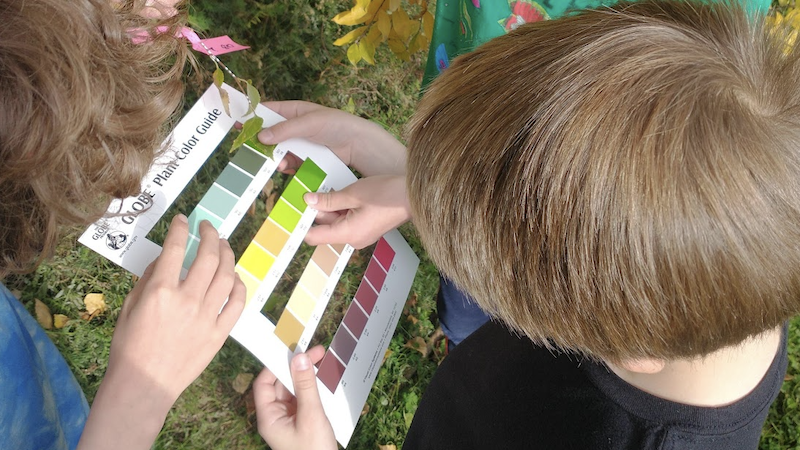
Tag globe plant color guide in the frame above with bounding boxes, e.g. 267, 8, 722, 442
79, 85, 419, 446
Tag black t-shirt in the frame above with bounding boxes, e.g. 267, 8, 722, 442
405, 321, 787, 450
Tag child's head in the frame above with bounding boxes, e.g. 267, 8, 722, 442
0, 0, 187, 276
406, 0, 800, 363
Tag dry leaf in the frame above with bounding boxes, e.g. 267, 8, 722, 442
406, 315, 419, 325
247, 200, 257, 217
53, 314, 70, 329
34, 299, 53, 329
244, 389, 257, 416
379, 445, 397, 450
265, 192, 278, 214
80, 311, 92, 321
406, 292, 418, 308
232, 372, 255, 394
361, 403, 370, 416
262, 178, 275, 197
382, 349, 393, 364
404, 336, 427, 356
83, 293, 106, 316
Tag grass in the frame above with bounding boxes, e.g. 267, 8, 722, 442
3, 0, 800, 449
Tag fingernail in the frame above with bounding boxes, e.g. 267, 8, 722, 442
176, 214, 188, 223
304, 192, 318, 205
293, 354, 311, 371
259, 129, 274, 142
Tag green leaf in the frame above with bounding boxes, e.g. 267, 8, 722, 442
244, 136, 277, 159
213, 66, 224, 88
245, 81, 260, 116
230, 116, 265, 154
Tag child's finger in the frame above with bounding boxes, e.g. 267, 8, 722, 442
202, 239, 236, 314
121, 260, 156, 315
152, 214, 190, 282
254, 367, 279, 404
304, 220, 354, 248
304, 189, 359, 213
184, 220, 221, 294
312, 210, 344, 226
290, 353, 326, 425
216, 273, 246, 330
260, 100, 325, 123
307, 345, 326, 366
276, 152, 303, 174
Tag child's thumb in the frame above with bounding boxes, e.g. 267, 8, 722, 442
304, 190, 357, 213
290, 353, 326, 424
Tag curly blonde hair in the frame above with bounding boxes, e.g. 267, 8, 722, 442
0, 0, 187, 276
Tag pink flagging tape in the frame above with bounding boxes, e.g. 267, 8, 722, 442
129, 26, 247, 56
192, 35, 250, 55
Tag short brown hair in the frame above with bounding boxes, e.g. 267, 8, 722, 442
407, 0, 800, 362
0, 0, 187, 276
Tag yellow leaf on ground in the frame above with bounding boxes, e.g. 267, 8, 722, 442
232, 372, 255, 394
34, 299, 53, 329
54, 314, 69, 329
379, 445, 397, 450
83, 293, 106, 316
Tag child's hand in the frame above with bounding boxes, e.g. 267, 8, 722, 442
77, 215, 246, 450
254, 346, 337, 450
259, 100, 407, 178
106, 215, 245, 400
303, 175, 411, 249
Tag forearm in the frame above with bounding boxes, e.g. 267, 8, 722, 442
352, 121, 408, 177
77, 372, 175, 450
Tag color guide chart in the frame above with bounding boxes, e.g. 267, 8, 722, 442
273, 242, 350, 351
80, 85, 420, 448
317, 237, 395, 392
232, 157, 331, 310
181, 139, 282, 270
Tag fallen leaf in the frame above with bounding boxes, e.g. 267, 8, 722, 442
379, 445, 397, 450
53, 314, 70, 329
404, 336, 427, 356
232, 372, 255, 394
406, 292, 418, 308
265, 192, 278, 214
262, 178, 275, 197
247, 200, 257, 217
83, 293, 106, 316
406, 314, 419, 325
34, 299, 53, 329
80, 311, 92, 321
244, 388, 256, 416
361, 403, 370, 416
382, 349, 393, 364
